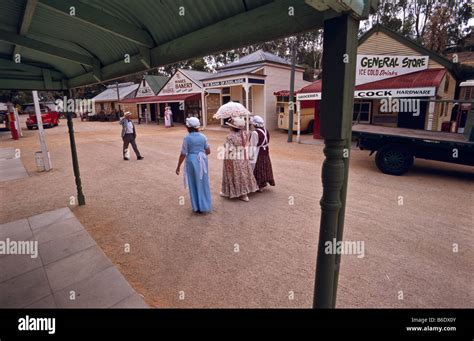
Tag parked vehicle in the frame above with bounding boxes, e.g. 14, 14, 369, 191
277, 97, 315, 134
22, 103, 60, 130
352, 123, 474, 175
0, 102, 8, 129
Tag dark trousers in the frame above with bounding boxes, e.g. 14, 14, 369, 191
122, 134, 141, 158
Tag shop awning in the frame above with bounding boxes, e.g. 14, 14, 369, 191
120, 93, 201, 104
291, 68, 446, 100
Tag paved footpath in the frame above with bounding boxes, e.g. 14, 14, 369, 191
0, 207, 148, 308
0, 147, 28, 182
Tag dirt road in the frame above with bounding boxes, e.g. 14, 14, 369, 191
1, 118, 472, 308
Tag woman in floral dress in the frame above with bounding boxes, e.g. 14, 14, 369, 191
220, 117, 258, 202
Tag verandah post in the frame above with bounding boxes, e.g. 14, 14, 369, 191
313, 14, 359, 308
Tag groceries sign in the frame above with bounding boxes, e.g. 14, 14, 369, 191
356, 55, 429, 85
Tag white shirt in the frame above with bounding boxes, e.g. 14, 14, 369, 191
125, 120, 134, 134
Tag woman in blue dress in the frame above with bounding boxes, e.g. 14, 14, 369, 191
175, 117, 212, 213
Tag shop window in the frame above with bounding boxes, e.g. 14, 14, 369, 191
444, 76, 449, 93
353, 102, 371, 123
464, 87, 472, 100
222, 87, 230, 95
222, 95, 231, 105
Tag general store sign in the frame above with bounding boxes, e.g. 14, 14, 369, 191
159, 71, 201, 95
356, 55, 429, 85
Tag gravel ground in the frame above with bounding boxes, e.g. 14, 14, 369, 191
1, 117, 473, 308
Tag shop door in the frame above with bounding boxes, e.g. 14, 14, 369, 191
397, 100, 427, 130
150, 103, 158, 122
171, 102, 184, 124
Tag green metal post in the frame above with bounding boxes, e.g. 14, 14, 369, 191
313, 14, 358, 308
66, 112, 85, 205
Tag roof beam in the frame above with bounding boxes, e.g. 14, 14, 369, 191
149, 0, 338, 67
0, 57, 64, 79
67, 0, 335, 88
13, 0, 38, 59
68, 53, 146, 88
138, 46, 151, 69
0, 78, 66, 90
42, 68, 53, 89
0, 29, 97, 66
38, 0, 154, 48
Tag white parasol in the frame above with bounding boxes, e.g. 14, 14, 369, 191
213, 101, 251, 120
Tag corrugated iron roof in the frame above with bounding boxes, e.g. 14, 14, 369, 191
92, 82, 139, 102
144, 75, 169, 94
219, 50, 291, 69
180, 69, 213, 86
202, 66, 264, 80
0, 0, 372, 90
356, 68, 446, 91
294, 69, 446, 95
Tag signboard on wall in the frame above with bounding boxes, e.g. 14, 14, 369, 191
135, 81, 154, 97
297, 87, 435, 101
158, 71, 201, 95
296, 92, 321, 100
203, 78, 245, 87
354, 87, 435, 98
356, 55, 429, 85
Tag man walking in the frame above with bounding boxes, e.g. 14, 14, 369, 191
120, 112, 144, 161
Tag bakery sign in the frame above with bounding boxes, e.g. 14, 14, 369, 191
159, 71, 201, 95
356, 55, 429, 85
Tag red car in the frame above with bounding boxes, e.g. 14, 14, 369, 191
23, 103, 60, 130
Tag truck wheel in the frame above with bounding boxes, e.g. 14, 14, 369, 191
375, 144, 414, 175
307, 119, 314, 134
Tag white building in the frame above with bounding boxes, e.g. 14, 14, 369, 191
201, 50, 310, 129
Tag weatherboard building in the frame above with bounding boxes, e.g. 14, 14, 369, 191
278, 24, 460, 138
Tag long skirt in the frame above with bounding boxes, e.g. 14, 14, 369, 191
221, 159, 258, 198
186, 154, 212, 212
254, 150, 275, 189
165, 115, 171, 127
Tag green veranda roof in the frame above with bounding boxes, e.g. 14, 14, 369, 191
0, 0, 374, 90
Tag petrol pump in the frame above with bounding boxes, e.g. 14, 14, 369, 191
8, 112, 19, 140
